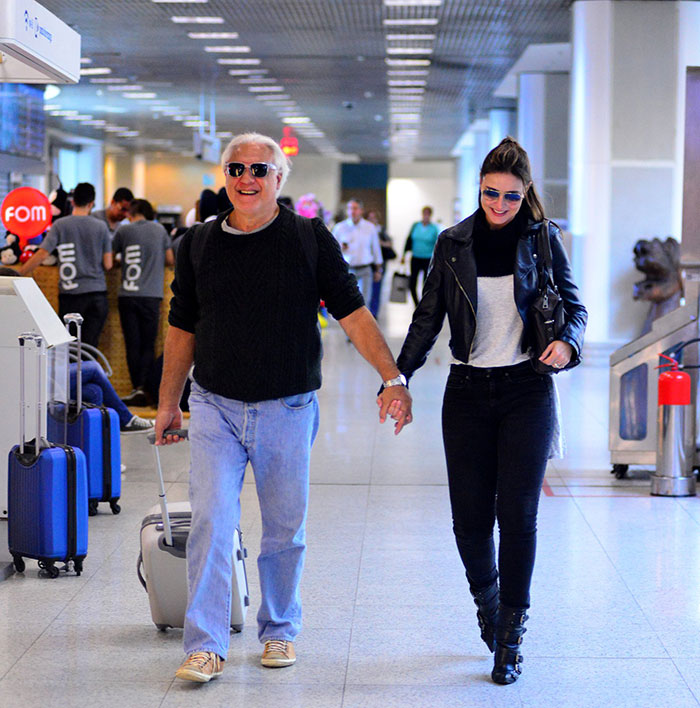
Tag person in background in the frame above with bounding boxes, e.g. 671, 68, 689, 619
20, 182, 113, 348
395, 137, 587, 685
92, 187, 135, 237
70, 359, 153, 432
366, 209, 396, 318
112, 199, 174, 407
156, 131, 412, 683
217, 186, 232, 213
402, 206, 440, 306
277, 195, 295, 212
332, 199, 383, 307
198, 189, 218, 223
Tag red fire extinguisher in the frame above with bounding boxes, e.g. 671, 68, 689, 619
657, 353, 691, 405
653, 349, 696, 496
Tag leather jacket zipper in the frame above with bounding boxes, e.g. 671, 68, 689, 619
445, 259, 477, 359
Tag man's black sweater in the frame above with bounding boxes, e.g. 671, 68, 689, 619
169, 208, 364, 402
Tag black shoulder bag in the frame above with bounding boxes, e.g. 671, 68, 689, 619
529, 220, 566, 374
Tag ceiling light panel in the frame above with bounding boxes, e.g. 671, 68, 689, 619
383, 0, 442, 6
203, 46, 251, 53
385, 58, 431, 66
385, 34, 436, 41
216, 58, 261, 65
383, 18, 439, 25
227, 69, 269, 76
385, 47, 433, 55
188, 32, 239, 39
170, 16, 223, 23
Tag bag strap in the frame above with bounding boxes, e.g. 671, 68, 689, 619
189, 211, 231, 272
294, 213, 318, 279
536, 219, 555, 288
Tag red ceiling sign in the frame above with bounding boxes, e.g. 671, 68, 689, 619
280, 126, 299, 157
1, 187, 52, 246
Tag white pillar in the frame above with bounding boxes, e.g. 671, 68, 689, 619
489, 108, 516, 151
132, 153, 146, 199
571, 0, 685, 346
570, 0, 613, 344
452, 119, 489, 220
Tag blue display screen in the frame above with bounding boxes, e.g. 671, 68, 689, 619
0, 84, 45, 161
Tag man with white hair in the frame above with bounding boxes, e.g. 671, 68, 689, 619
156, 132, 412, 682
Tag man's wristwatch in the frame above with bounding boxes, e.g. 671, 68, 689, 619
382, 373, 407, 389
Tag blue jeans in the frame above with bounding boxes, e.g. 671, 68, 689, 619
69, 360, 132, 427
350, 265, 374, 306
184, 381, 320, 658
369, 270, 385, 318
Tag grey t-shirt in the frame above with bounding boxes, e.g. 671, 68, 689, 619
39, 215, 112, 294
91, 209, 126, 236
112, 220, 171, 298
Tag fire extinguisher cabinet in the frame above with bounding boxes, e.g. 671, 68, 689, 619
653, 358, 697, 496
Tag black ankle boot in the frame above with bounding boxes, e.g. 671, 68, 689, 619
491, 605, 528, 685
470, 581, 499, 652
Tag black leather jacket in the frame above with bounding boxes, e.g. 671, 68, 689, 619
396, 211, 588, 380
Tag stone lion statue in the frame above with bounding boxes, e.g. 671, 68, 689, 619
633, 237, 682, 335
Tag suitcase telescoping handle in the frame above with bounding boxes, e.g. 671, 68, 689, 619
18, 332, 46, 456
146, 429, 189, 547
63, 313, 83, 410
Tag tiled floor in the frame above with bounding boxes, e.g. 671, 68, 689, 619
1, 298, 700, 707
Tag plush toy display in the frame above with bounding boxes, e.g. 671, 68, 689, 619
0, 233, 22, 265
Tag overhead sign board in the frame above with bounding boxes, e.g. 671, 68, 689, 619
193, 132, 221, 164
0, 0, 80, 84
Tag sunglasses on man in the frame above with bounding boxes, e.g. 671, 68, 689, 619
225, 162, 279, 178
481, 187, 524, 204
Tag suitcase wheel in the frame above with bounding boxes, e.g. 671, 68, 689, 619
74, 559, 83, 576
12, 555, 25, 573
156, 624, 169, 632
88, 500, 99, 516
38, 561, 60, 579
231, 624, 243, 633
110, 499, 121, 515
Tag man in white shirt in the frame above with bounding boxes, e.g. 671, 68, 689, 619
332, 199, 382, 307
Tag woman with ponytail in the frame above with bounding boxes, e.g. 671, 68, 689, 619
396, 137, 587, 684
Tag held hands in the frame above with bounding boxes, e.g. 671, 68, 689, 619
539, 340, 574, 370
377, 386, 413, 435
154, 406, 184, 445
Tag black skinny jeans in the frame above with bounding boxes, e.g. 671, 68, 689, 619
409, 256, 431, 306
58, 292, 109, 348
441, 361, 554, 609
117, 296, 161, 389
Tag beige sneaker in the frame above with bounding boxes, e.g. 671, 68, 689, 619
261, 639, 296, 668
175, 651, 224, 682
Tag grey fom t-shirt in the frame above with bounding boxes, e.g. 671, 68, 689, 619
112, 220, 171, 298
91, 209, 126, 236
39, 214, 112, 294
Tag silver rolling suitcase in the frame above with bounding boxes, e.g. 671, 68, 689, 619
137, 429, 249, 632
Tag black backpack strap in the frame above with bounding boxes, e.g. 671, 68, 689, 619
294, 214, 318, 281
189, 209, 233, 272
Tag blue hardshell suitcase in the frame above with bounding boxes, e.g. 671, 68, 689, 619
63, 314, 121, 516
8, 334, 89, 578
66, 403, 121, 516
